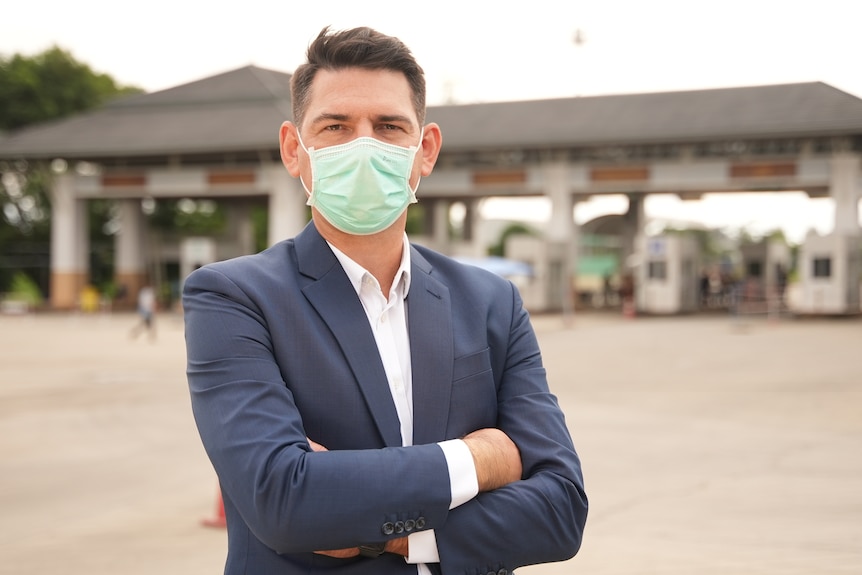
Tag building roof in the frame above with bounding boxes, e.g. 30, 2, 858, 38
0, 65, 293, 161
1, 64, 861, 162
428, 81, 862, 150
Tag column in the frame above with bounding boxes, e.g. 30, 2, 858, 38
266, 164, 308, 246
463, 199, 485, 257
830, 153, 861, 236
544, 162, 576, 316
49, 173, 89, 309
225, 201, 255, 256
622, 194, 646, 313
114, 199, 147, 308
622, 193, 646, 262
432, 199, 450, 253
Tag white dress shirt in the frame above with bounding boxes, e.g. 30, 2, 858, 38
328, 237, 479, 572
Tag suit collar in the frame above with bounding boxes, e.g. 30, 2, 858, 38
296, 223, 403, 446
295, 223, 455, 446
408, 250, 454, 445
294, 222, 339, 280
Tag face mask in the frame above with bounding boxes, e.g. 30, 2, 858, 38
297, 132, 423, 235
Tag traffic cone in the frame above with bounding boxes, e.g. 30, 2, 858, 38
623, 298, 636, 319
201, 488, 227, 528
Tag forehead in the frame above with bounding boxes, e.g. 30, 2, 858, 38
304, 68, 419, 126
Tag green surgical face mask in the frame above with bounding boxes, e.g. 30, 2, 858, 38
298, 132, 423, 235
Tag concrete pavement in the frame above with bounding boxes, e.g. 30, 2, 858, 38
0, 310, 859, 574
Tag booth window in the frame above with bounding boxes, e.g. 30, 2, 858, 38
648, 260, 667, 280
812, 257, 831, 278
747, 261, 762, 278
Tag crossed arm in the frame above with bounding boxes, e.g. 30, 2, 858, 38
312, 427, 523, 558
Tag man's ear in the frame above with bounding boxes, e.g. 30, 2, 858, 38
419, 122, 443, 177
279, 122, 302, 177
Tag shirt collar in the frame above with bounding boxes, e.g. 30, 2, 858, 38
327, 234, 412, 300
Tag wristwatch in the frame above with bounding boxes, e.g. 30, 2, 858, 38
357, 542, 387, 558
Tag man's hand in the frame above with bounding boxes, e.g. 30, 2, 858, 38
307, 437, 327, 452
462, 428, 523, 492
314, 548, 360, 559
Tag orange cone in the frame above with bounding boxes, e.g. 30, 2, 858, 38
201, 488, 227, 528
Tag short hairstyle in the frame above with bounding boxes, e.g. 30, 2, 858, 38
290, 26, 427, 128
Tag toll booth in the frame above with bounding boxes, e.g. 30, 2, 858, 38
738, 239, 792, 307
506, 235, 551, 313
635, 234, 700, 314
793, 232, 861, 315
180, 237, 217, 284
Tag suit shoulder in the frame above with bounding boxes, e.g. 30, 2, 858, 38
187, 240, 296, 287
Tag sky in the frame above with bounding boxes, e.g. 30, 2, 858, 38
3, 0, 861, 243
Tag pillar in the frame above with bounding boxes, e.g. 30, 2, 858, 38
830, 153, 861, 236
432, 199, 450, 253
463, 199, 484, 257
49, 174, 89, 310
225, 201, 255, 256
622, 193, 647, 264
544, 162, 576, 316
622, 194, 647, 313
114, 199, 148, 308
266, 164, 308, 246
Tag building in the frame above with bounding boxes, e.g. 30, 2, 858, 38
1, 67, 860, 313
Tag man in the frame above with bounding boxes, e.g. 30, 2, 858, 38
129, 283, 156, 340
184, 26, 587, 575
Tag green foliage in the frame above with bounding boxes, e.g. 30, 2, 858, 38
0, 163, 52, 237
148, 199, 227, 235
251, 205, 269, 252
765, 228, 788, 244
0, 46, 142, 131
5, 271, 44, 305
405, 203, 425, 235
488, 222, 537, 257
1, 46, 143, 298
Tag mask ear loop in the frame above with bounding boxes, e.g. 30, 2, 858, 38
407, 128, 425, 201
294, 130, 316, 204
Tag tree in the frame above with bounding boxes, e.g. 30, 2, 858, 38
0, 47, 142, 297
489, 222, 537, 257
0, 46, 141, 131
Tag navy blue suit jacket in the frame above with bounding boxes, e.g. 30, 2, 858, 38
184, 222, 587, 574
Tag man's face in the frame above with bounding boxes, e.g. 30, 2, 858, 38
281, 67, 440, 193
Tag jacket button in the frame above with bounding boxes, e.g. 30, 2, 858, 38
404, 519, 416, 532
415, 516, 426, 529
381, 522, 395, 536
394, 521, 405, 534
498, 570, 509, 575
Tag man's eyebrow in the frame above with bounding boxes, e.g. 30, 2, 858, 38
308, 113, 350, 125
307, 113, 416, 127
376, 114, 414, 124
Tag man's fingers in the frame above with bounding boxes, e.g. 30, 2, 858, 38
307, 438, 328, 452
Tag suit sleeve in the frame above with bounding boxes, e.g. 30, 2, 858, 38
434, 282, 588, 574
183, 265, 453, 553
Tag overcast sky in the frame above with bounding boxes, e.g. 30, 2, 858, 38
3, 0, 860, 242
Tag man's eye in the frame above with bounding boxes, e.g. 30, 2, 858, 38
380, 124, 400, 131
323, 124, 342, 131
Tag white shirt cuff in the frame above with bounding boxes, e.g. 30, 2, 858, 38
438, 438, 479, 510
406, 529, 440, 564
405, 440, 478, 566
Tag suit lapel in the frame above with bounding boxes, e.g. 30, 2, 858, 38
408, 248, 454, 445
295, 224, 403, 447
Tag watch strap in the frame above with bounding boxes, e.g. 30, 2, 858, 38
357, 542, 386, 558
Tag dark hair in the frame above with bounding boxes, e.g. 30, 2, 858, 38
290, 26, 426, 128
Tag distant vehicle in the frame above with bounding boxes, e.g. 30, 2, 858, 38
453, 256, 534, 280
